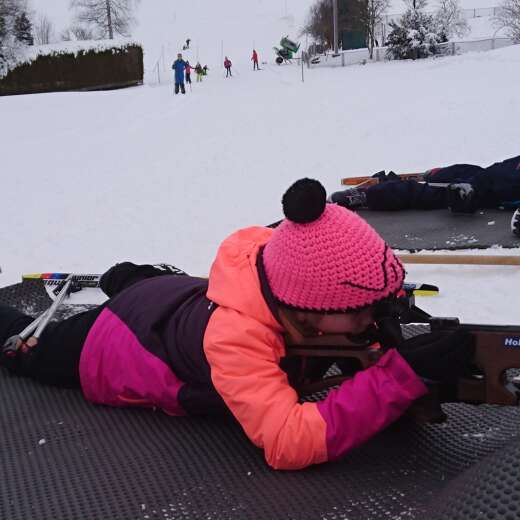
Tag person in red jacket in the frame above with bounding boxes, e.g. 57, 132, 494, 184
185, 61, 193, 86
224, 56, 232, 77
252, 49, 259, 70
0, 179, 474, 470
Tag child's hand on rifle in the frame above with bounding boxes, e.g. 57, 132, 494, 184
397, 329, 475, 384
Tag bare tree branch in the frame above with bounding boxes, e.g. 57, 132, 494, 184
70, 0, 139, 39
435, 0, 469, 40
493, 0, 520, 41
61, 24, 94, 41
33, 15, 54, 45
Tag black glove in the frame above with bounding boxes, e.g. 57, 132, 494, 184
397, 329, 475, 384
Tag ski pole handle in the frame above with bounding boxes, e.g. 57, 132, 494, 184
18, 311, 48, 341
32, 275, 73, 339
2, 308, 51, 356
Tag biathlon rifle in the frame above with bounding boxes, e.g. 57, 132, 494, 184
284, 288, 520, 423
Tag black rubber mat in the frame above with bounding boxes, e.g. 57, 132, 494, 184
357, 208, 520, 250
429, 435, 520, 519
1, 281, 520, 520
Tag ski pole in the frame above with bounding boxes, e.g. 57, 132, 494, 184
32, 275, 74, 340
2, 275, 73, 356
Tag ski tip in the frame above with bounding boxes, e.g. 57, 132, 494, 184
404, 282, 439, 296
413, 289, 439, 297
23, 273, 69, 281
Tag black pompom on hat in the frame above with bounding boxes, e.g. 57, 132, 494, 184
282, 178, 327, 224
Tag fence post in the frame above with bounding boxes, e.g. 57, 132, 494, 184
451, 42, 455, 55
161, 45, 165, 73
341, 52, 345, 66
491, 37, 495, 50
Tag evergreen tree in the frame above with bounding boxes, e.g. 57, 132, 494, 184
386, 5, 443, 59
14, 11, 33, 45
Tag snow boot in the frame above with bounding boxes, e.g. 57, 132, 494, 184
446, 183, 478, 213
328, 188, 367, 209
512, 208, 520, 237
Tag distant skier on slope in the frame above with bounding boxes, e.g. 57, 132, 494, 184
195, 62, 204, 82
252, 49, 260, 70
185, 61, 193, 86
172, 53, 187, 95
224, 56, 232, 77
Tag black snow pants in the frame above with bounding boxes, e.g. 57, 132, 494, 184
0, 263, 184, 388
175, 82, 186, 94
0, 304, 103, 387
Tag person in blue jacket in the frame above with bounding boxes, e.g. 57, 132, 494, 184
172, 53, 187, 95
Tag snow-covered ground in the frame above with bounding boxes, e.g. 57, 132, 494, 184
1, 42, 519, 323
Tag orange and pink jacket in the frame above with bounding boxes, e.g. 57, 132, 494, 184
80, 227, 427, 470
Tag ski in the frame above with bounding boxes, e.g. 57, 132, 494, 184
23, 272, 437, 296
22, 265, 187, 292
23, 273, 101, 288
341, 172, 427, 187
403, 282, 439, 296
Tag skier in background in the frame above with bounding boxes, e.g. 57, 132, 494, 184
224, 56, 232, 77
195, 62, 204, 82
203, 65, 209, 76
172, 53, 187, 95
185, 38, 191, 49
252, 49, 260, 70
185, 61, 193, 87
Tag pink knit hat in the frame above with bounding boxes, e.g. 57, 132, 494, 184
263, 178, 405, 312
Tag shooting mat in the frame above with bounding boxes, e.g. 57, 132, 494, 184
1, 281, 520, 520
356, 208, 520, 250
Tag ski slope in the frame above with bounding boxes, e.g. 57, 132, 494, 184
1, 5, 520, 323
28, 0, 316, 74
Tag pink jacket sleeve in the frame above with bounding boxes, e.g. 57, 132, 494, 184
317, 348, 428, 460
204, 307, 427, 470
